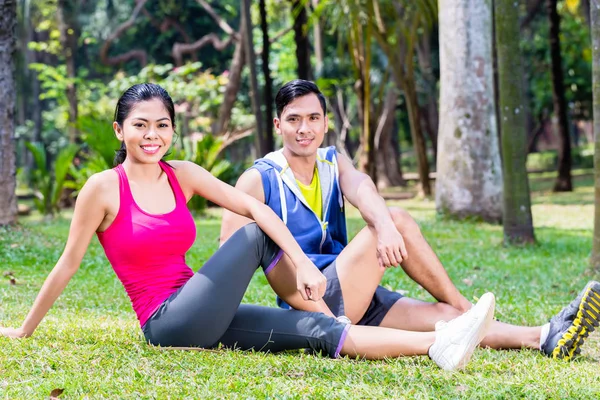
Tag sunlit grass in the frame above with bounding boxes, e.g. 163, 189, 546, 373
1, 171, 600, 398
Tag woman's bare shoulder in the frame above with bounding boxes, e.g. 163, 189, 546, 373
76, 169, 119, 209
86, 168, 119, 190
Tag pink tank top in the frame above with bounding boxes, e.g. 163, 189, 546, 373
97, 161, 196, 327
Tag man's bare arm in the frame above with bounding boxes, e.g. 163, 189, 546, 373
219, 169, 265, 245
337, 152, 407, 267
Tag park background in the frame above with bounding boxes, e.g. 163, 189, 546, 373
1, 0, 600, 398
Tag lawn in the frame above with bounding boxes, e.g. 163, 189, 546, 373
1, 172, 600, 399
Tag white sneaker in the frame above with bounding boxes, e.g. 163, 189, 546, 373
428, 292, 496, 371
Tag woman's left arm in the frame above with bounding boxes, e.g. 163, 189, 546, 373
174, 161, 327, 302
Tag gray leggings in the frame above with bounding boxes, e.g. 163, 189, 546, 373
142, 223, 349, 358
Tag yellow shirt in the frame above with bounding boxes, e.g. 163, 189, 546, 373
296, 168, 322, 220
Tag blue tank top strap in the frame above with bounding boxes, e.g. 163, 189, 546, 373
159, 161, 187, 205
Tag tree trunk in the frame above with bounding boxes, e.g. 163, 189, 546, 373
590, 1, 600, 272
437, 0, 503, 222
0, 0, 17, 225
546, 0, 572, 192
355, 79, 376, 180
31, 30, 42, 142
291, 0, 312, 80
375, 89, 404, 188
419, 104, 438, 162
495, 0, 535, 244
57, 0, 79, 143
404, 77, 431, 196
213, 36, 245, 135
581, 0, 591, 29
311, 0, 323, 78
329, 88, 352, 156
416, 31, 439, 162
259, 0, 274, 152
241, 0, 269, 156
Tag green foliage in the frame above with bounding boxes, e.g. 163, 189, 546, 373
522, 5, 592, 120
63, 115, 118, 195
107, 63, 245, 134
526, 145, 595, 171
24, 141, 79, 216
184, 135, 236, 213
77, 115, 120, 168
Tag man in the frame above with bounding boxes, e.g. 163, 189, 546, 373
220, 79, 600, 360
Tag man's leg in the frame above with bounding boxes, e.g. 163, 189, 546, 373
368, 207, 542, 349
266, 206, 468, 322
379, 297, 542, 349
267, 206, 542, 350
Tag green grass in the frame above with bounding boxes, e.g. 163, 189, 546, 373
2, 172, 600, 398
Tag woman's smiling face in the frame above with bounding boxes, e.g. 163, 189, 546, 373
113, 98, 175, 164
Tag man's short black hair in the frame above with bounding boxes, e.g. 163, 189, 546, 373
275, 79, 327, 118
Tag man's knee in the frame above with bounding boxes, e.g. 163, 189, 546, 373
389, 207, 419, 234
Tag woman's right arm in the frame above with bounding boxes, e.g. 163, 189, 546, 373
0, 173, 110, 338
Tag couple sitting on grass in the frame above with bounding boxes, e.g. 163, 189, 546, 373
2, 80, 599, 372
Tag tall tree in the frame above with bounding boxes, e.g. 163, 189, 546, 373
291, 0, 312, 80
347, 1, 376, 180
0, 0, 17, 225
375, 88, 404, 188
311, 0, 324, 77
371, 0, 434, 196
242, 0, 270, 156
57, 0, 79, 143
416, 29, 439, 163
495, 0, 535, 244
437, 0, 503, 222
590, 0, 600, 272
546, 0, 573, 192
259, 0, 274, 146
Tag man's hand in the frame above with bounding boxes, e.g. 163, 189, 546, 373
0, 326, 28, 339
296, 260, 327, 302
374, 223, 408, 269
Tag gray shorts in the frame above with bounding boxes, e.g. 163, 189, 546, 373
321, 261, 403, 326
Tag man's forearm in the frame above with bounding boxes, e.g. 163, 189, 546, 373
354, 180, 395, 231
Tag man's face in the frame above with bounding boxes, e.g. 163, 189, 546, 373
274, 93, 328, 158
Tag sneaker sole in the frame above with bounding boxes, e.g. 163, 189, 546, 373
552, 283, 600, 360
455, 293, 496, 370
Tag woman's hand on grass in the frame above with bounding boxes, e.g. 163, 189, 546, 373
0, 326, 28, 339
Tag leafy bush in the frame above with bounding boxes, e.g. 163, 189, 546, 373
25, 141, 79, 216
184, 134, 240, 213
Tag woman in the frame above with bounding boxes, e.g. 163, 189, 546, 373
0, 83, 495, 371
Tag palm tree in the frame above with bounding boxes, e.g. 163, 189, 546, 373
369, 0, 436, 196
320, 0, 434, 191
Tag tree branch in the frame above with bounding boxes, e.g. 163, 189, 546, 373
142, 9, 194, 44
195, 0, 237, 37
255, 26, 294, 55
99, 0, 149, 67
220, 127, 255, 152
172, 33, 233, 66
